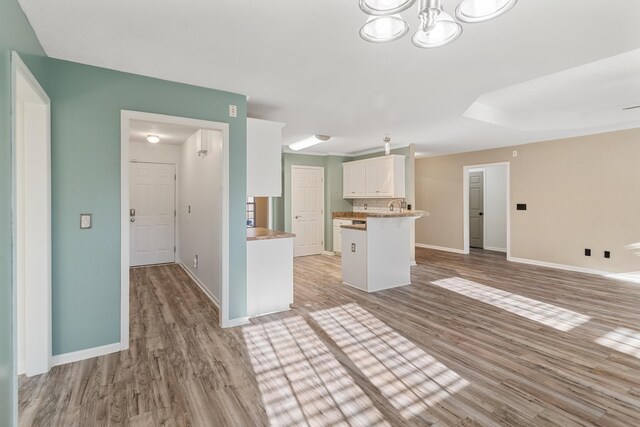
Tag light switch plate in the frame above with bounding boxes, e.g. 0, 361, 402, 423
229, 104, 237, 118
80, 214, 92, 229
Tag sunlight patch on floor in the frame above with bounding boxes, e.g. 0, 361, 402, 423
311, 303, 468, 420
596, 327, 640, 359
243, 316, 389, 427
431, 277, 591, 331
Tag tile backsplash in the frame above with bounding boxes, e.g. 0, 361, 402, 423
352, 198, 406, 213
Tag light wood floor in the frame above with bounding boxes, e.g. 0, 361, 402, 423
19, 249, 640, 426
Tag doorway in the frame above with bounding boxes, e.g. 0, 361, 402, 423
129, 162, 176, 266
291, 166, 324, 257
12, 52, 52, 380
121, 111, 233, 345
463, 163, 510, 257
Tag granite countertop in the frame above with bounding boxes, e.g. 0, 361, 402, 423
247, 227, 296, 241
333, 210, 425, 220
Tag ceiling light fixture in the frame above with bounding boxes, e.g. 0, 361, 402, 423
146, 135, 160, 144
358, 0, 517, 48
289, 134, 331, 151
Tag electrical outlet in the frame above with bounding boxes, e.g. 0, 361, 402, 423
364, 203, 367, 210
585, 248, 591, 256
513, 150, 518, 157
351, 243, 356, 252
229, 104, 237, 118
193, 254, 199, 269
604, 251, 611, 259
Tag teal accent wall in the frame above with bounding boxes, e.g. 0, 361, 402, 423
20, 57, 248, 355
1, 0, 46, 424
274, 153, 352, 251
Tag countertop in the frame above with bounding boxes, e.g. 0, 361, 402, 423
247, 227, 296, 241
333, 210, 425, 220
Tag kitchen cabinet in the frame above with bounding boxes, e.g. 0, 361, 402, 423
342, 161, 366, 198
247, 118, 285, 196
343, 155, 405, 199
333, 219, 353, 254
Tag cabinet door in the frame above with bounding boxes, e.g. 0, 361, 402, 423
352, 162, 366, 197
377, 156, 394, 197
333, 226, 341, 253
365, 158, 382, 197
343, 162, 366, 198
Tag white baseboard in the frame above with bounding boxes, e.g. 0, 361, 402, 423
410, 261, 417, 267
484, 246, 507, 253
415, 243, 466, 254
508, 256, 609, 276
17, 360, 25, 376
178, 262, 220, 309
222, 317, 251, 328
323, 251, 336, 256
52, 342, 121, 367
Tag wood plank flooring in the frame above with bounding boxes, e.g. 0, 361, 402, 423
19, 249, 640, 426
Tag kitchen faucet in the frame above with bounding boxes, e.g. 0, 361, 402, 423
388, 199, 404, 212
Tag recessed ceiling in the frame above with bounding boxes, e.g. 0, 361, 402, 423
19, 0, 640, 156
129, 119, 200, 145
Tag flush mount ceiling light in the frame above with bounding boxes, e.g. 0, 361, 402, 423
146, 135, 160, 144
358, 0, 517, 48
289, 134, 331, 151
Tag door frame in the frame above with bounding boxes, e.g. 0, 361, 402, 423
121, 111, 231, 347
10, 49, 52, 393
290, 165, 325, 257
463, 162, 510, 258
129, 161, 177, 267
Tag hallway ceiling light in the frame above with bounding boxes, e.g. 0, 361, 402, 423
289, 134, 331, 151
358, 0, 517, 48
146, 135, 160, 143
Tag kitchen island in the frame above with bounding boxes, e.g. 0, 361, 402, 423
247, 227, 295, 317
340, 211, 423, 293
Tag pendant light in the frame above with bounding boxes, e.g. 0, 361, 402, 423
455, 0, 518, 23
360, 15, 410, 43
359, 0, 418, 16
384, 136, 391, 155
412, 0, 462, 48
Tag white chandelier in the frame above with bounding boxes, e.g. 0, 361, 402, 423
359, 0, 518, 48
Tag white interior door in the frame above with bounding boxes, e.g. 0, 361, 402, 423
469, 171, 484, 249
292, 166, 324, 257
130, 162, 176, 266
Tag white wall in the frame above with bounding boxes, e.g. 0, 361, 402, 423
179, 130, 223, 303
16, 91, 25, 374
130, 141, 181, 165
483, 165, 507, 251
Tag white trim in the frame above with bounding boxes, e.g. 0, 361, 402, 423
323, 251, 336, 256
415, 243, 466, 254
410, 261, 417, 267
11, 50, 52, 410
463, 162, 510, 257
178, 262, 220, 309
51, 343, 121, 367
508, 257, 609, 276
121, 111, 231, 343
484, 246, 507, 253
224, 317, 251, 328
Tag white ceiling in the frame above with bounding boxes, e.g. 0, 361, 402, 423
129, 119, 199, 145
20, 0, 640, 156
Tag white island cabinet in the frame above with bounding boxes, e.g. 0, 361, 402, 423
247, 228, 295, 317
341, 212, 423, 292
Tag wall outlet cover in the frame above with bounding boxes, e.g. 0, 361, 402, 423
229, 104, 237, 118
80, 214, 92, 229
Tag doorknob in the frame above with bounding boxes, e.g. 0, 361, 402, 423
130, 218, 135, 222
479, 212, 483, 216
295, 215, 302, 219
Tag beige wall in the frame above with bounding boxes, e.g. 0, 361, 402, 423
415, 128, 640, 274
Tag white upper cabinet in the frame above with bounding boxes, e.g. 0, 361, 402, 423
247, 118, 285, 197
343, 155, 405, 199
343, 161, 366, 198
